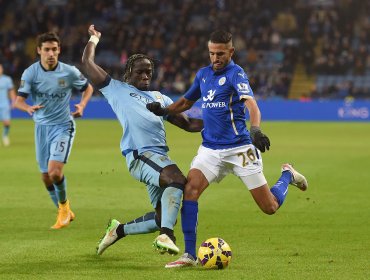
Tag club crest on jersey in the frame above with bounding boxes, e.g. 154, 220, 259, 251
58, 79, 66, 88
218, 77, 226, 86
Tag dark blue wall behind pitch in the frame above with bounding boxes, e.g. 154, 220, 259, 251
12, 98, 370, 122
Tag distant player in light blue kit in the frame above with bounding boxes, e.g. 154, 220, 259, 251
0, 63, 16, 147
15, 32, 94, 229
82, 25, 203, 256
147, 30, 309, 268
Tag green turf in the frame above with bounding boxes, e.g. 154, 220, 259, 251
0, 120, 369, 280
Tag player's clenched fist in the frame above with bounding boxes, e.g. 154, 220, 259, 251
146, 102, 168, 116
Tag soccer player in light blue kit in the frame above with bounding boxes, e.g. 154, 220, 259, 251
0, 63, 16, 147
82, 25, 203, 256
147, 30, 309, 268
14, 32, 94, 229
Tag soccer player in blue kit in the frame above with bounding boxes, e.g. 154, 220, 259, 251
0, 63, 16, 147
82, 25, 203, 256
147, 30, 308, 268
14, 32, 94, 229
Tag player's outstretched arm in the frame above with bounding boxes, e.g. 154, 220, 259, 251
167, 113, 203, 132
147, 96, 194, 116
81, 24, 108, 86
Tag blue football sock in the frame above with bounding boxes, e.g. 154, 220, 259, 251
270, 170, 292, 206
181, 200, 198, 259
123, 211, 159, 235
53, 176, 67, 203
3, 125, 10, 136
46, 185, 58, 207
160, 186, 183, 230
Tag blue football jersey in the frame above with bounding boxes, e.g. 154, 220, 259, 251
18, 62, 88, 125
184, 60, 254, 149
0, 74, 14, 108
98, 76, 173, 154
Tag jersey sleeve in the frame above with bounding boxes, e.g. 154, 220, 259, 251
99, 76, 125, 100
162, 94, 173, 107
160, 94, 173, 121
70, 66, 89, 91
184, 72, 201, 101
18, 68, 33, 98
232, 70, 254, 100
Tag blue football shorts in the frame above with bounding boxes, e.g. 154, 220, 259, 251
0, 106, 10, 121
35, 120, 76, 173
125, 149, 176, 208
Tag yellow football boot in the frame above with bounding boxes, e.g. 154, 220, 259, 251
51, 200, 74, 229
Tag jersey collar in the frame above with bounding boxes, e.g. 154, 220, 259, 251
39, 61, 59, 72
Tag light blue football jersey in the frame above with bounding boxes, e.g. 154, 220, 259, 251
18, 62, 88, 125
184, 60, 254, 149
0, 74, 14, 108
98, 76, 173, 154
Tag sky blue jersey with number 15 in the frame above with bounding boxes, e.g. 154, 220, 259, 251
18, 61, 89, 125
184, 60, 254, 150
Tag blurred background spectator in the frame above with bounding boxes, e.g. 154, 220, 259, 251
1, 0, 369, 100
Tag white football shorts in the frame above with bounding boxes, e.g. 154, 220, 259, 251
190, 144, 267, 190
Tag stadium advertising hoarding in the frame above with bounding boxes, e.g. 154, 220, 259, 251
12, 99, 370, 121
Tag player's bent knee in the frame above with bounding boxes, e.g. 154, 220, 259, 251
260, 203, 278, 215
48, 169, 63, 182
184, 184, 202, 200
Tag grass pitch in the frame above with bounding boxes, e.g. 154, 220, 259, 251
0, 119, 369, 280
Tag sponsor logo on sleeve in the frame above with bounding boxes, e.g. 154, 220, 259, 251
237, 83, 250, 93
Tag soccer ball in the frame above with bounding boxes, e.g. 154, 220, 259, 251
197, 237, 232, 269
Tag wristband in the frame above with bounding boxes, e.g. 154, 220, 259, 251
89, 35, 100, 45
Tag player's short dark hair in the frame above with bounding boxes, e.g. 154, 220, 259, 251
209, 30, 232, 44
123, 54, 154, 82
37, 32, 61, 48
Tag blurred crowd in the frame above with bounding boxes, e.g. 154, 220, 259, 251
1, 0, 370, 100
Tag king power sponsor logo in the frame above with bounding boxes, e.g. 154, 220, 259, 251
337, 102, 369, 119
203, 90, 216, 101
201, 89, 227, 109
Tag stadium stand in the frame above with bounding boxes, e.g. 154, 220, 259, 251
0, 0, 369, 100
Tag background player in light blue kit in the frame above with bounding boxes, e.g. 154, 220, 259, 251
14, 32, 94, 229
0, 63, 16, 147
147, 30, 309, 268
82, 24, 203, 257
